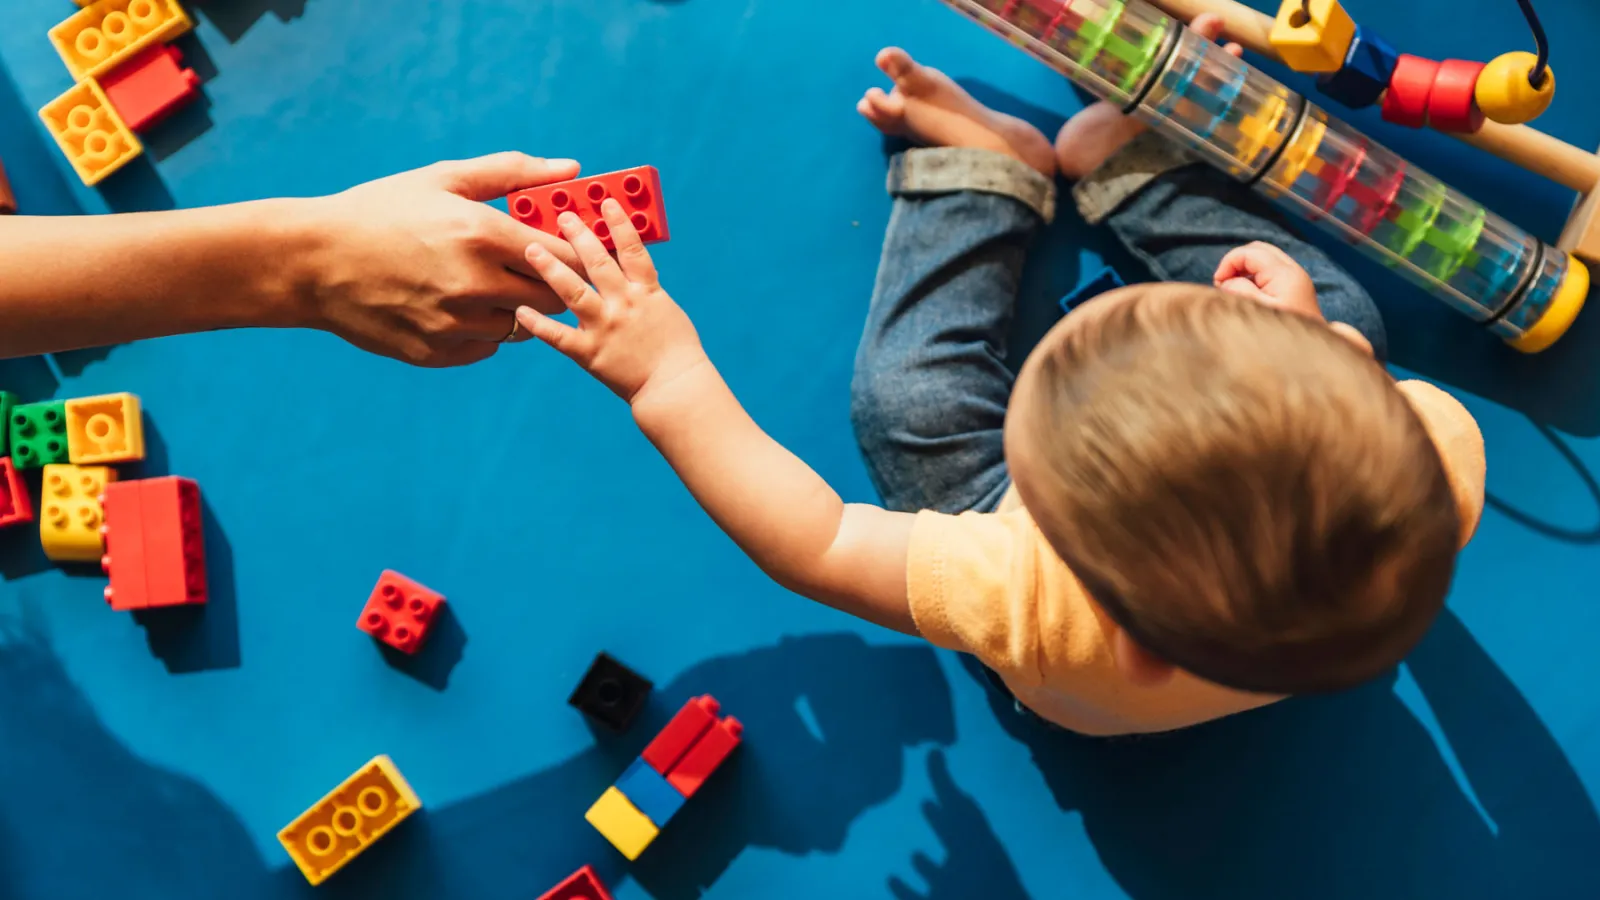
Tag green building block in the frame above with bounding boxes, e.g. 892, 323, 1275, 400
9, 401, 68, 469
0, 391, 15, 457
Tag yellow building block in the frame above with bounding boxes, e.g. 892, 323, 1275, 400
585, 786, 659, 861
49, 0, 193, 82
65, 392, 144, 464
1269, 0, 1355, 73
39, 81, 142, 187
278, 756, 422, 886
40, 464, 116, 563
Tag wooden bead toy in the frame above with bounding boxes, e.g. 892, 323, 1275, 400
1427, 59, 1486, 134
1381, 54, 1439, 129
1315, 23, 1398, 110
1268, 0, 1354, 73
1475, 50, 1556, 125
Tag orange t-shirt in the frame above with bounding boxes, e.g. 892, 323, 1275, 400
906, 381, 1486, 736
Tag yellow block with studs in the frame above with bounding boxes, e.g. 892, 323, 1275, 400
39, 464, 116, 562
1269, 0, 1355, 73
65, 392, 144, 464
585, 786, 659, 860
278, 756, 422, 886
49, 0, 193, 82
39, 80, 142, 186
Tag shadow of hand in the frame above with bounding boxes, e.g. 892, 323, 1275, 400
889, 750, 1031, 900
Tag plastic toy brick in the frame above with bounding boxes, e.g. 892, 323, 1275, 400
64, 392, 144, 464
1268, 0, 1355, 74
101, 44, 200, 133
585, 786, 659, 861
0, 390, 15, 455
568, 651, 653, 732
39, 464, 116, 562
1315, 24, 1398, 110
358, 570, 444, 654
1427, 59, 1486, 134
0, 457, 32, 529
613, 757, 686, 827
641, 695, 720, 775
39, 80, 143, 186
538, 865, 615, 900
508, 166, 670, 250
665, 716, 743, 798
278, 755, 422, 886
49, 0, 194, 82
100, 476, 206, 610
9, 401, 69, 469
1381, 55, 1439, 129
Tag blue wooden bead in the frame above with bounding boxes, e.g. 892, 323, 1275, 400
1316, 25, 1399, 110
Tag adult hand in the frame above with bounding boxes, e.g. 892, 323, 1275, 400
292, 152, 583, 367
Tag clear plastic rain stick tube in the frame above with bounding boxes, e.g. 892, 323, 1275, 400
939, 0, 1585, 350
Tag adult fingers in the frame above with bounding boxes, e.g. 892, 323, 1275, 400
600, 199, 659, 286
446, 305, 526, 342
431, 341, 502, 368
558, 212, 628, 296
475, 211, 581, 283
428, 152, 581, 201
524, 242, 603, 325
516, 306, 591, 363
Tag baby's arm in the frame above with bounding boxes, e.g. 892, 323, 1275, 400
518, 202, 918, 634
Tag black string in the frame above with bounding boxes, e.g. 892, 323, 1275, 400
1515, 0, 1551, 89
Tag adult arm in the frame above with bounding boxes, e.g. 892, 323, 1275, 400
0, 152, 583, 367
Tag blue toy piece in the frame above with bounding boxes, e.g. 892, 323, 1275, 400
1195, 66, 1247, 140
612, 757, 687, 827
1059, 266, 1128, 313
1315, 24, 1400, 110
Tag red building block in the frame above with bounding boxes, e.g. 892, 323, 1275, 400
0, 457, 32, 528
1381, 55, 1439, 129
100, 477, 206, 610
641, 695, 720, 775
665, 716, 743, 798
358, 570, 444, 654
508, 166, 669, 251
100, 44, 200, 133
1427, 59, 1487, 134
537, 865, 615, 900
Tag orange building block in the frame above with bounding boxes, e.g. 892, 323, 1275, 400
665, 716, 743, 798
49, 0, 193, 81
101, 44, 201, 132
640, 695, 720, 775
64, 392, 144, 464
100, 476, 206, 610
357, 570, 444, 654
508, 166, 670, 250
278, 755, 422, 886
0, 457, 32, 529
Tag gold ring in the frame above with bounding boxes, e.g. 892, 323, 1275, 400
501, 317, 521, 343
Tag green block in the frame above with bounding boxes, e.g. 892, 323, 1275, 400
9, 401, 68, 469
0, 391, 15, 457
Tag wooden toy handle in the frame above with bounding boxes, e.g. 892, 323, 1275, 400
1144, 0, 1600, 193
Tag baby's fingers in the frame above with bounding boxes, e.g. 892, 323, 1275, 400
600, 199, 660, 287
516, 305, 592, 365
558, 212, 628, 296
525, 243, 601, 324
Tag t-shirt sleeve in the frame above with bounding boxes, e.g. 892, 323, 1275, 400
1397, 380, 1486, 546
905, 509, 1046, 689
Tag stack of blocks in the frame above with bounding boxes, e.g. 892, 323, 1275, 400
586, 695, 743, 860
39, 0, 203, 185
278, 755, 422, 886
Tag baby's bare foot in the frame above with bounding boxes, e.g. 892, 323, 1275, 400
857, 47, 1057, 178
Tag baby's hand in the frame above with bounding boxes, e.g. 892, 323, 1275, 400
1213, 241, 1322, 320
517, 201, 707, 404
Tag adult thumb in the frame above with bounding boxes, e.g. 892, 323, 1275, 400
428, 152, 580, 201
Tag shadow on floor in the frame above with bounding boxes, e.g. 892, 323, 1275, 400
190, 0, 315, 44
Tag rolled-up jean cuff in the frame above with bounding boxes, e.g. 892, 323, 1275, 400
1072, 132, 1201, 225
888, 147, 1056, 223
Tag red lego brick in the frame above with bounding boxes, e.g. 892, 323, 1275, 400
139, 476, 206, 607
1426, 59, 1487, 134
357, 570, 444, 654
640, 695, 720, 775
0, 457, 32, 528
665, 716, 743, 798
100, 44, 201, 133
100, 480, 149, 611
1381, 55, 1439, 129
537, 865, 615, 900
508, 166, 669, 251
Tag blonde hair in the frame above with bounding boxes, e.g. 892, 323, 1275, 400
1015, 285, 1460, 693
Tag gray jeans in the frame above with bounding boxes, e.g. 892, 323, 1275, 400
850, 137, 1385, 517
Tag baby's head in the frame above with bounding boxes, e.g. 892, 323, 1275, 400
1006, 283, 1460, 694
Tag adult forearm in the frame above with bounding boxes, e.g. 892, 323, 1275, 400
0, 199, 313, 357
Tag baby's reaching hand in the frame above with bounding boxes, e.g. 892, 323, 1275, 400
1213, 241, 1322, 319
516, 201, 707, 405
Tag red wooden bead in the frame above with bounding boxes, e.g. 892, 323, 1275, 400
1427, 59, 1487, 133
1381, 54, 1439, 129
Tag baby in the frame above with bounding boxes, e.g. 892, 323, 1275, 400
514, 18, 1486, 735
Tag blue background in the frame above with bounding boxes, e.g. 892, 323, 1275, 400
2, 0, 1599, 897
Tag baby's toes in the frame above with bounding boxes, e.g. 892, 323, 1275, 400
858, 87, 907, 132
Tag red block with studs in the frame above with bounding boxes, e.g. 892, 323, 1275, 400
641, 695, 720, 775
0, 457, 32, 528
100, 477, 207, 611
1427, 59, 1487, 133
665, 715, 743, 798
537, 865, 615, 900
507, 166, 669, 250
100, 44, 201, 133
358, 570, 444, 654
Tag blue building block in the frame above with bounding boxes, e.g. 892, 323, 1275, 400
1059, 266, 1128, 314
613, 757, 686, 827
1316, 25, 1399, 110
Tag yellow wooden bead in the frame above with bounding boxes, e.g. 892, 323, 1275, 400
1475, 51, 1555, 125
1269, 0, 1356, 73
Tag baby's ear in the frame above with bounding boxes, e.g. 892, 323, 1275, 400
1329, 322, 1375, 358
1111, 629, 1176, 687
